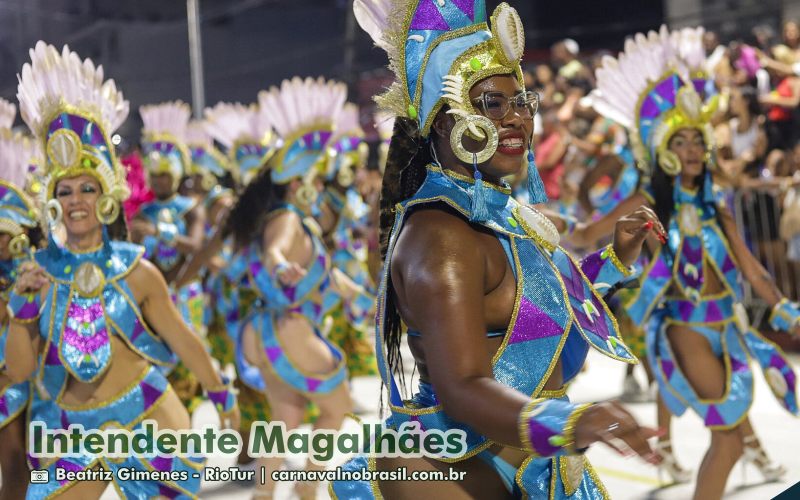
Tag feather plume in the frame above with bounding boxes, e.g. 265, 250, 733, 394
373, 111, 395, 141
0, 132, 38, 188
592, 25, 706, 130
139, 101, 191, 142
17, 41, 129, 137
0, 98, 16, 130
185, 120, 212, 147
203, 102, 270, 149
258, 76, 346, 139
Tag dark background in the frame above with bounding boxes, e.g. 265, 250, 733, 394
0, 0, 791, 140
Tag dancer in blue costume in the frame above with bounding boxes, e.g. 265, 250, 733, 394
330, 2, 670, 498
223, 77, 371, 499
574, 26, 800, 499
321, 103, 379, 379
6, 42, 238, 499
0, 113, 45, 500
130, 101, 208, 412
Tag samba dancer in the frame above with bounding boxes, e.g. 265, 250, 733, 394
331, 1, 667, 497
6, 42, 238, 499
575, 26, 800, 498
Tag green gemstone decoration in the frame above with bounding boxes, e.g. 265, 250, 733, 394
407, 105, 418, 119
610, 337, 618, 347
106, 259, 113, 268
469, 57, 482, 71
83, 158, 92, 168
507, 216, 518, 227
548, 435, 567, 447
64, 265, 72, 274
601, 247, 610, 259
83, 354, 92, 362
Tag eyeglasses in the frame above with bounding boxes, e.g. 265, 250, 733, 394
472, 90, 539, 121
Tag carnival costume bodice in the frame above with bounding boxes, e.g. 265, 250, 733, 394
378, 165, 636, 452
139, 195, 196, 272
31, 235, 176, 403
624, 181, 798, 427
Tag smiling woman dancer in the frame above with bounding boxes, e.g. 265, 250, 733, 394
330, 1, 670, 498
6, 42, 238, 499
574, 26, 800, 499
223, 77, 371, 499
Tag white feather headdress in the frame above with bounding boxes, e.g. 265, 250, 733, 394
16, 41, 129, 203
17, 41, 128, 139
203, 102, 272, 149
258, 76, 346, 184
139, 101, 191, 185
0, 99, 16, 130
591, 26, 717, 164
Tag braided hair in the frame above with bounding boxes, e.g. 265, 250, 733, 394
379, 117, 435, 394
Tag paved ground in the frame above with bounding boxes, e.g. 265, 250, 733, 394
11, 344, 797, 499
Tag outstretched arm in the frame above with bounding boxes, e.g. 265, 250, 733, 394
130, 259, 239, 427
717, 206, 782, 305
568, 192, 648, 248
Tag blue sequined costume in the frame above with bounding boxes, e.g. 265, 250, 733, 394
227, 204, 348, 395
331, 166, 638, 499
625, 183, 798, 428
25, 234, 205, 499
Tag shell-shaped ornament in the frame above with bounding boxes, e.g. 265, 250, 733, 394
766, 367, 789, 398
676, 86, 703, 121
491, 3, 524, 66
513, 205, 560, 250
46, 129, 83, 172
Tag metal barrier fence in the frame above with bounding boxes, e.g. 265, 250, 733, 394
733, 187, 799, 325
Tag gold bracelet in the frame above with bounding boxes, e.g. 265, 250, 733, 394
602, 244, 633, 277
562, 403, 593, 454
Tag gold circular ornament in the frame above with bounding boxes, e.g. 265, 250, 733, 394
9, 233, 31, 258
765, 367, 788, 398
678, 203, 701, 236
658, 150, 682, 176
296, 184, 318, 207
45, 199, 63, 228
73, 262, 105, 298
46, 129, 83, 171
95, 194, 120, 225
450, 115, 499, 164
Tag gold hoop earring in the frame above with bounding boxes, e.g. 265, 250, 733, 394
45, 199, 63, 229
9, 233, 31, 258
449, 115, 499, 164
658, 150, 682, 176
95, 194, 120, 225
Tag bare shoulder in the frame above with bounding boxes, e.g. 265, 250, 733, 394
127, 258, 168, 299
393, 204, 483, 274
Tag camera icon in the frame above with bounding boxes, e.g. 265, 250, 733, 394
30, 469, 49, 484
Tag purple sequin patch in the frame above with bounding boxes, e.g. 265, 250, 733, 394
410, 0, 448, 30
508, 297, 562, 344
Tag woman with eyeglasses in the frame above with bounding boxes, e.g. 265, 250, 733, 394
573, 26, 799, 499
330, 2, 667, 498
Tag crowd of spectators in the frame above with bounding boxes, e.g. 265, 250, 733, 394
526, 21, 800, 304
